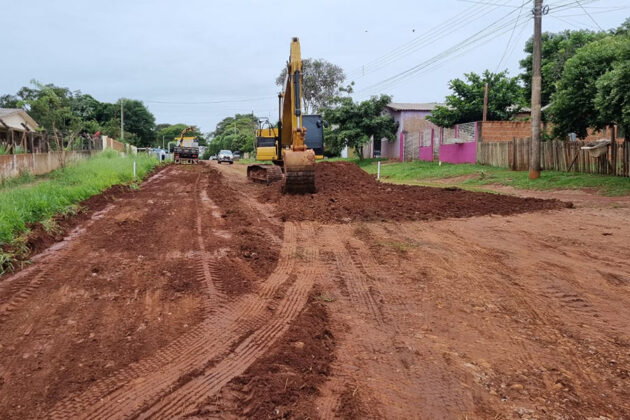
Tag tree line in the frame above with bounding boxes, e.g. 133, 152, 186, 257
0, 80, 205, 149
428, 18, 630, 140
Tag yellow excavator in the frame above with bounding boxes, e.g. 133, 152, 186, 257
247, 37, 324, 194
173, 126, 200, 164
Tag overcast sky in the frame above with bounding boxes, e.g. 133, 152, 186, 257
2, 0, 628, 134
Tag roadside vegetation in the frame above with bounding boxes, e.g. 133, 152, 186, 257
0, 151, 158, 274
353, 159, 630, 196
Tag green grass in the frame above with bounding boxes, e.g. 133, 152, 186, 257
348, 159, 630, 196
0, 171, 36, 190
0, 150, 159, 246
234, 158, 273, 165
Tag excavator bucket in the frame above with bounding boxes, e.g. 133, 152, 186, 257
283, 149, 316, 194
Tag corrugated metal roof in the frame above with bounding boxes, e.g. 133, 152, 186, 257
0, 108, 40, 131
386, 102, 444, 111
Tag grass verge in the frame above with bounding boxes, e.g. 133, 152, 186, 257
0, 150, 159, 251
343, 159, 630, 196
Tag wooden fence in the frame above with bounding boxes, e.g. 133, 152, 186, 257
0, 128, 102, 154
477, 138, 630, 177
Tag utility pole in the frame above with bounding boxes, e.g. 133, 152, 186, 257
482, 83, 489, 122
120, 99, 124, 142
529, 0, 547, 179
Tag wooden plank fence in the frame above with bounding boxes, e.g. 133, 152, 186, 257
477, 139, 630, 177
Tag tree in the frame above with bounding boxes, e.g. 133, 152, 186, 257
156, 124, 206, 147
520, 30, 606, 107
323, 95, 398, 158
427, 70, 523, 127
3, 81, 161, 147
0, 94, 20, 108
276, 58, 353, 113
118, 99, 155, 147
207, 113, 258, 155
594, 37, 630, 137
550, 36, 624, 138
19, 80, 81, 149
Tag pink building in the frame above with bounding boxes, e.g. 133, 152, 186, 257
372, 103, 443, 159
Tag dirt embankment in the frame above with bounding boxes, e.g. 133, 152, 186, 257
258, 161, 571, 223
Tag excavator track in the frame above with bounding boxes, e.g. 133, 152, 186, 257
283, 149, 316, 194
247, 164, 283, 185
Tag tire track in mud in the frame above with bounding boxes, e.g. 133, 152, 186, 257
47, 223, 306, 420
0, 167, 171, 321
0, 204, 118, 324
192, 173, 225, 311
320, 225, 472, 418
331, 240, 385, 326
139, 250, 318, 419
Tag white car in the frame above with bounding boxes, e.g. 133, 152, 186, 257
217, 150, 233, 164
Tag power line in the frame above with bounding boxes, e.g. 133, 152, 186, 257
457, 0, 522, 7
554, 6, 630, 17
575, 0, 604, 30
357, 6, 531, 94
496, 0, 529, 70
346, 0, 517, 79
548, 13, 593, 29
144, 95, 274, 105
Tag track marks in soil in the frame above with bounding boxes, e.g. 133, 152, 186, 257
47, 222, 314, 420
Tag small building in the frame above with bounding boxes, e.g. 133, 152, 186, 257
372, 103, 443, 159
0, 108, 41, 153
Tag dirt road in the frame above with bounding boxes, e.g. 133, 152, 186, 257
0, 162, 628, 419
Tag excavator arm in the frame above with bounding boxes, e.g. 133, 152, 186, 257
279, 37, 316, 193
178, 126, 195, 145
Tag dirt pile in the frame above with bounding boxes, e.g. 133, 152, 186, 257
258, 161, 571, 223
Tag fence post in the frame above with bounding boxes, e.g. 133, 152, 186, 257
377, 161, 381, 180
511, 138, 516, 170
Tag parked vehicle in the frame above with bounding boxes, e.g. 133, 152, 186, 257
217, 150, 234, 164
233, 152, 241, 160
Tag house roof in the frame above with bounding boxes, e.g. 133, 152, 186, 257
0, 108, 40, 131
386, 102, 444, 112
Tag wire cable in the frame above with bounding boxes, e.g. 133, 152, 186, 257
346, 0, 517, 79
496, 0, 528, 70
357, 7, 531, 94
575, 0, 604, 30
144, 95, 274, 105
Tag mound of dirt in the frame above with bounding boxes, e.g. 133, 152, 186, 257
258, 162, 571, 223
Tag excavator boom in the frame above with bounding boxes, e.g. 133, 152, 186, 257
280, 38, 316, 193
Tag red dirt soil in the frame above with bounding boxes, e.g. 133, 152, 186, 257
258, 161, 571, 223
0, 164, 282, 419
2, 160, 628, 419
2, 165, 170, 276
192, 288, 335, 419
